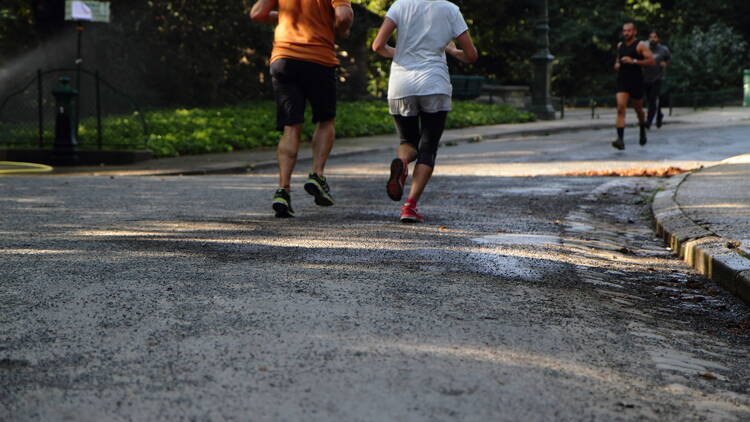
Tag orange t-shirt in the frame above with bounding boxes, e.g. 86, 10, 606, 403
271, 0, 352, 67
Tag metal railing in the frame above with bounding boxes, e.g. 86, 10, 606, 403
0, 68, 148, 150
559, 88, 743, 119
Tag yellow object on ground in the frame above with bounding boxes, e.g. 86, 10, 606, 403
0, 161, 54, 175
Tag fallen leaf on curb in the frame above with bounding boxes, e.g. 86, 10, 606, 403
562, 166, 686, 177
438, 226, 449, 230
259, 366, 268, 372
697, 372, 717, 380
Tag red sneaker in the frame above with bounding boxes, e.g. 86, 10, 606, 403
386, 158, 408, 201
400, 204, 425, 223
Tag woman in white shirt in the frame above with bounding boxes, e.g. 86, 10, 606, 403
372, 0, 477, 223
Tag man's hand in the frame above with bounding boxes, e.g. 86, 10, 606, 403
620, 56, 634, 65
335, 5, 353, 39
250, 0, 278, 24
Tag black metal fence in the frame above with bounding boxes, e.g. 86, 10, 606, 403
560, 88, 743, 119
0, 68, 148, 150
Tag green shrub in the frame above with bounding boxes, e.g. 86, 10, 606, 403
669, 23, 749, 92
139, 101, 533, 157
1, 101, 534, 158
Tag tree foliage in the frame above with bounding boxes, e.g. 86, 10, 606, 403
669, 23, 748, 92
0, 1, 35, 58
1, 0, 749, 105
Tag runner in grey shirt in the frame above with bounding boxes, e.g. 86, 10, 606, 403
644, 30, 672, 129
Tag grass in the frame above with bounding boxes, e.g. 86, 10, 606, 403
1, 100, 535, 158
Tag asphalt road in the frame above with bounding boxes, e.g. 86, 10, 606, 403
2, 120, 750, 421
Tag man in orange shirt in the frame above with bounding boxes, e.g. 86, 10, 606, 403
251, 0, 354, 218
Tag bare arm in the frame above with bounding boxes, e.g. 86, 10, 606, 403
621, 42, 655, 66
614, 42, 621, 71
445, 31, 478, 64
636, 42, 656, 66
334, 5, 354, 39
371, 18, 397, 58
250, 0, 278, 24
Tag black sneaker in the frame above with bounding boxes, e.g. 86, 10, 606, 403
656, 113, 664, 128
639, 127, 648, 146
304, 173, 334, 206
272, 188, 294, 218
611, 138, 625, 150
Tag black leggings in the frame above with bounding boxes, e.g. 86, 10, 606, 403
645, 80, 666, 125
393, 111, 447, 168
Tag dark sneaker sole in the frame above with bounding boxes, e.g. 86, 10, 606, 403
611, 140, 625, 150
400, 216, 424, 224
304, 181, 334, 207
386, 158, 405, 201
272, 200, 294, 218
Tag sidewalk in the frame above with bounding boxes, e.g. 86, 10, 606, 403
46, 106, 749, 176
653, 154, 750, 305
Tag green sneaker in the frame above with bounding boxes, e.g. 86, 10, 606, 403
272, 188, 294, 218
304, 173, 334, 206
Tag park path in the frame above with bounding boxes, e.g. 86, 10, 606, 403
2, 118, 750, 420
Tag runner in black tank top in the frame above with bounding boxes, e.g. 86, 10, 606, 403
617, 40, 644, 93
612, 22, 655, 150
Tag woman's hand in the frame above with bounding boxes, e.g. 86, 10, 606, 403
445, 41, 459, 56
445, 32, 478, 63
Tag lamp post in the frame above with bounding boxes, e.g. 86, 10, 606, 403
531, 0, 556, 120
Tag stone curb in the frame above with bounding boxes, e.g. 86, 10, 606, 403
154, 120, 672, 176
652, 165, 750, 305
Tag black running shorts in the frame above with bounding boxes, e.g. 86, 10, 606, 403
616, 76, 645, 100
270, 58, 337, 131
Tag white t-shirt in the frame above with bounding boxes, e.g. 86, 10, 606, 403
385, 0, 469, 99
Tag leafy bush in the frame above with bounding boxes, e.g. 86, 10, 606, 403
1, 101, 534, 158
141, 101, 534, 158
669, 23, 749, 92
